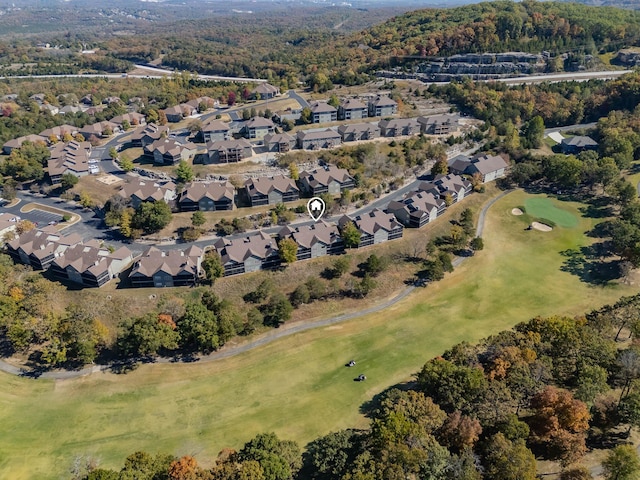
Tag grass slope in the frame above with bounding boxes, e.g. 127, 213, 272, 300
0, 191, 633, 479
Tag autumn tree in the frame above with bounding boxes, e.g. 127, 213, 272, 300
529, 386, 590, 465
340, 221, 361, 248
438, 410, 482, 452
168, 455, 199, 480
15, 220, 36, 235
278, 238, 298, 264
431, 158, 449, 176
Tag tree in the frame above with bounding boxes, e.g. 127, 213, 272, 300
431, 158, 449, 176
178, 302, 219, 353
328, 94, 340, 108
417, 358, 488, 413
175, 160, 194, 184
278, 238, 298, 264
328, 256, 350, 278
361, 254, 388, 277
117, 313, 179, 357
202, 251, 224, 284
239, 432, 302, 480
119, 208, 133, 238
191, 211, 205, 227
303, 429, 361, 480
483, 433, 537, 480
529, 386, 590, 464
438, 410, 482, 452
522, 115, 545, 149
470, 237, 484, 252
79, 191, 95, 209
15, 220, 36, 235
289, 163, 299, 181
168, 455, 199, 480
60, 173, 79, 191
119, 155, 134, 172
262, 293, 293, 327
340, 221, 361, 248
121, 119, 131, 131
109, 147, 119, 160
185, 120, 202, 137
227, 91, 236, 106
290, 285, 310, 307
602, 445, 640, 480
131, 201, 172, 234
559, 467, 594, 480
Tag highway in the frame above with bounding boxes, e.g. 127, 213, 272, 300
0, 64, 268, 84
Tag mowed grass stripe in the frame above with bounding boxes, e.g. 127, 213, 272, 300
524, 196, 579, 228
0, 191, 632, 479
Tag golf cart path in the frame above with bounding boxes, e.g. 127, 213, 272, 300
0, 190, 512, 380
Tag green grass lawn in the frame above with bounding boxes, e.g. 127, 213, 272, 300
524, 196, 579, 228
0, 191, 634, 479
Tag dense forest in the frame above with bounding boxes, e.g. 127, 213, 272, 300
69, 295, 640, 480
113, 1, 640, 85
3, 1, 640, 87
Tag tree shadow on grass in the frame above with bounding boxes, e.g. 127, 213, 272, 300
359, 380, 417, 418
560, 246, 622, 286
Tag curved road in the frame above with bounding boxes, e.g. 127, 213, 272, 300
0, 190, 512, 380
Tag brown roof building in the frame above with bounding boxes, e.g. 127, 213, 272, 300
252, 83, 280, 99
119, 178, 176, 208
310, 102, 338, 123
129, 245, 203, 287
130, 123, 170, 148
245, 175, 300, 206
299, 165, 355, 196
278, 221, 344, 260
145, 138, 198, 165
2, 134, 47, 155
387, 190, 446, 228
47, 141, 93, 183
214, 231, 280, 276
339, 208, 403, 248
178, 181, 235, 211
207, 139, 253, 163
49, 241, 133, 288
6, 226, 82, 270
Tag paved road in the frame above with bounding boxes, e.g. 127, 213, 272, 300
544, 122, 597, 135
497, 70, 632, 85
0, 189, 512, 380
0, 67, 267, 84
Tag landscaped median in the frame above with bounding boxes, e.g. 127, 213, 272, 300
0, 190, 633, 479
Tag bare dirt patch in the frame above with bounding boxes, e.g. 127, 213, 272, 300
511, 208, 523, 216
532, 221, 553, 232
96, 174, 123, 186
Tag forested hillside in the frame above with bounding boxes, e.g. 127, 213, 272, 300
125, 1, 640, 86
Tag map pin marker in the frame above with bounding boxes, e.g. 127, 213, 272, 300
307, 197, 326, 222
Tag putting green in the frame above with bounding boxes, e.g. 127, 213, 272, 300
0, 191, 632, 479
524, 196, 578, 228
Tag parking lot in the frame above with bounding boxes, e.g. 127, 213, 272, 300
21, 208, 63, 226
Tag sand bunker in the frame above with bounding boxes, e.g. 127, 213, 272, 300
511, 208, 523, 215
531, 221, 552, 232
